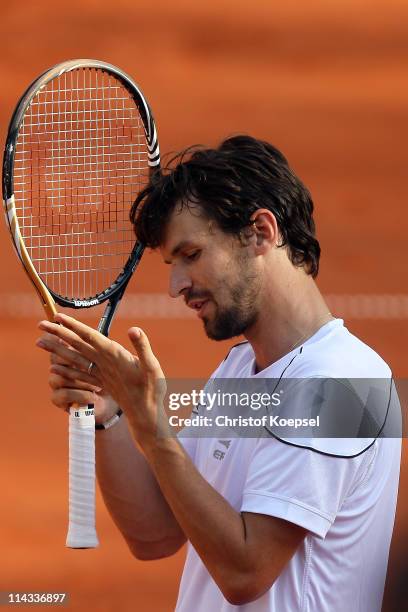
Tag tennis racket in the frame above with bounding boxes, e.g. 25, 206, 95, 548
2, 59, 160, 548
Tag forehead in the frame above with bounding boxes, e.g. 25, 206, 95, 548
161, 203, 214, 254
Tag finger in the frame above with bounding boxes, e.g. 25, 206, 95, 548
40, 331, 70, 348
128, 327, 158, 373
50, 351, 85, 368
36, 332, 73, 366
37, 334, 90, 371
48, 372, 101, 393
38, 320, 97, 364
50, 363, 102, 388
50, 352, 72, 366
53, 313, 110, 352
52, 387, 97, 411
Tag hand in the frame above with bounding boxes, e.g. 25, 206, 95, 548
36, 331, 119, 424
37, 314, 168, 446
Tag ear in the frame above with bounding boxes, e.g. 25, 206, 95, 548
249, 209, 279, 253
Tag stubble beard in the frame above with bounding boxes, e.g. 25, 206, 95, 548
203, 267, 261, 341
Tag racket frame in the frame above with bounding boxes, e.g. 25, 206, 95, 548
3, 59, 160, 314
2, 59, 160, 548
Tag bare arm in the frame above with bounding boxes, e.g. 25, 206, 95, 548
36, 331, 186, 558
96, 416, 186, 558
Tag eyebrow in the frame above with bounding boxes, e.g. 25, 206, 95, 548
163, 240, 197, 264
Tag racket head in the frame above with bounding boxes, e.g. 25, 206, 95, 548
3, 59, 160, 312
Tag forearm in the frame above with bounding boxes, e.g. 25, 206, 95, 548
141, 436, 258, 600
96, 416, 186, 558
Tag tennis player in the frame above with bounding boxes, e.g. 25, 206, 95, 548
37, 136, 401, 611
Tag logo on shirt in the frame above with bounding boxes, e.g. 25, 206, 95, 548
213, 439, 231, 461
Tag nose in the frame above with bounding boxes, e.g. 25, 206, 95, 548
168, 265, 192, 298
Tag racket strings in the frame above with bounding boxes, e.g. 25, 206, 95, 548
13, 67, 148, 300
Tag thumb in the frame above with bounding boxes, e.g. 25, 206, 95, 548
128, 327, 157, 372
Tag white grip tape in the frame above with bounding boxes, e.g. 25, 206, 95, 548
66, 407, 99, 548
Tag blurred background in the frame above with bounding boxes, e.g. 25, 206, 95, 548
0, 0, 407, 609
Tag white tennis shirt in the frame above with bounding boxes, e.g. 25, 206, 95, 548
176, 319, 401, 611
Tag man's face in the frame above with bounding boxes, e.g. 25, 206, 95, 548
161, 204, 262, 340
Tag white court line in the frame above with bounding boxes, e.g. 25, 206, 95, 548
0, 293, 408, 319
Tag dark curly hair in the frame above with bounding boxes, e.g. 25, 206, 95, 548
131, 135, 320, 277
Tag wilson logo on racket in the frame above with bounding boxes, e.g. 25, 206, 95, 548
74, 299, 100, 307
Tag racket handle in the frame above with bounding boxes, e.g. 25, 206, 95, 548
66, 406, 99, 548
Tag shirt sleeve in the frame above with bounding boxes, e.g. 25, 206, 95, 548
240, 438, 367, 538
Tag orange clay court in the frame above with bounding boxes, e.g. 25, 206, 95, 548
0, 1, 407, 610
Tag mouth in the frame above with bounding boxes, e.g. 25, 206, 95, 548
187, 299, 210, 318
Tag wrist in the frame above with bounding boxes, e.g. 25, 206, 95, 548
125, 401, 172, 448
140, 434, 184, 462
95, 408, 123, 430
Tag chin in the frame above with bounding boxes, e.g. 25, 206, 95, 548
202, 304, 258, 341
203, 318, 246, 342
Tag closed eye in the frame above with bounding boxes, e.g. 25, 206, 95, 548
184, 250, 201, 262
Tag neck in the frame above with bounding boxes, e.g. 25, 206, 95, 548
244, 270, 333, 372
